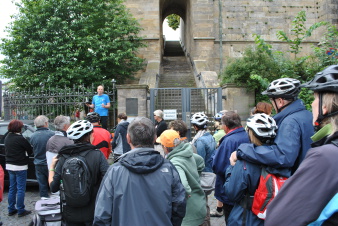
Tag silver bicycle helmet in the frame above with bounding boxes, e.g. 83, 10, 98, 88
247, 113, 277, 142
301, 65, 338, 93
262, 78, 301, 99
67, 120, 93, 140
191, 112, 208, 128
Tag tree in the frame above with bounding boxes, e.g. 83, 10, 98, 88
167, 14, 180, 30
0, 0, 145, 89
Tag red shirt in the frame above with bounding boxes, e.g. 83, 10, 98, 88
92, 126, 112, 159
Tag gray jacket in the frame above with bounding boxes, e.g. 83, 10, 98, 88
46, 131, 74, 154
94, 148, 186, 226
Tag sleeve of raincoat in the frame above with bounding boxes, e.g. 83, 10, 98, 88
224, 161, 248, 202
237, 119, 302, 168
170, 163, 187, 226
93, 167, 115, 226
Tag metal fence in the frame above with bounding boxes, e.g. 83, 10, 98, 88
3, 84, 117, 129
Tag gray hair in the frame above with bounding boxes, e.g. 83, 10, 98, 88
127, 117, 155, 148
221, 111, 242, 129
154, 110, 163, 118
54, 115, 70, 131
34, 115, 49, 128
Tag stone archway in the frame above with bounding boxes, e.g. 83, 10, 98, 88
160, 0, 190, 58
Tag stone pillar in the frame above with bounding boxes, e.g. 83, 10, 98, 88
116, 85, 149, 120
222, 83, 255, 124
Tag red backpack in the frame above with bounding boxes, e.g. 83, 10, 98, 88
251, 167, 288, 219
0, 165, 4, 202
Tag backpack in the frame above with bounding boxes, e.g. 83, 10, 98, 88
251, 167, 288, 220
60, 150, 92, 207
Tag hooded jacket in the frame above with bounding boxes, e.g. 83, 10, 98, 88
167, 142, 207, 226
112, 120, 131, 154
50, 143, 109, 224
212, 127, 250, 204
265, 130, 338, 225
93, 148, 186, 226
237, 99, 314, 176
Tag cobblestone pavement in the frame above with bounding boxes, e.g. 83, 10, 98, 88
0, 185, 226, 226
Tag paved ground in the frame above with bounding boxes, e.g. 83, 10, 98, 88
0, 185, 226, 226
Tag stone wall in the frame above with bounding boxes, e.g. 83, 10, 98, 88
123, 0, 337, 72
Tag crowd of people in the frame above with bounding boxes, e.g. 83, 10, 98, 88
2, 64, 338, 225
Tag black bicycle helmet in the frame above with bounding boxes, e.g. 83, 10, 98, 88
301, 65, 338, 93
85, 112, 101, 123
262, 78, 301, 100
301, 65, 338, 130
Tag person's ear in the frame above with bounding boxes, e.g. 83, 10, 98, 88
322, 104, 328, 115
127, 134, 132, 145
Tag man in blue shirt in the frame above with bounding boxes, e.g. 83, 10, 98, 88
86, 85, 111, 130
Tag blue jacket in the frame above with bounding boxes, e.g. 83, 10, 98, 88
212, 127, 250, 204
194, 132, 216, 172
224, 161, 263, 226
30, 127, 55, 165
237, 99, 314, 176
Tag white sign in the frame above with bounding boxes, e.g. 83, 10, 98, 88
163, 109, 177, 120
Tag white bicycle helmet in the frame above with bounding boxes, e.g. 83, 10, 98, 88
67, 120, 93, 140
247, 113, 277, 142
191, 112, 208, 128
262, 78, 301, 99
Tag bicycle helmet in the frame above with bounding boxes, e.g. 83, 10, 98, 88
262, 78, 301, 100
247, 113, 277, 143
67, 120, 93, 140
301, 65, 338, 93
85, 112, 101, 123
191, 112, 208, 128
301, 65, 338, 130
214, 112, 224, 121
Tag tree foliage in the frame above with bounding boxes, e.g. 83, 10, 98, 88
167, 14, 180, 30
0, 0, 145, 89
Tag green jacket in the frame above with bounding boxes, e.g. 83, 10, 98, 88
167, 142, 207, 226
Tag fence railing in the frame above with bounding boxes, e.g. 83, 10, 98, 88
3, 84, 117, 129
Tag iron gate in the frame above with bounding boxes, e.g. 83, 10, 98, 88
149, 87, 223, 140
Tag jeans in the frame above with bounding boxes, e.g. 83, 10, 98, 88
35, 164, 50, 198
8, 170, 27, 214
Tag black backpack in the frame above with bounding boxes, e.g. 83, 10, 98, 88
60, 150, 92, 207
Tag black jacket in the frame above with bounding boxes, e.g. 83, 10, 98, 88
155, 119, 167, 144
5, 133, 33, 166
50, 143, 109, 224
